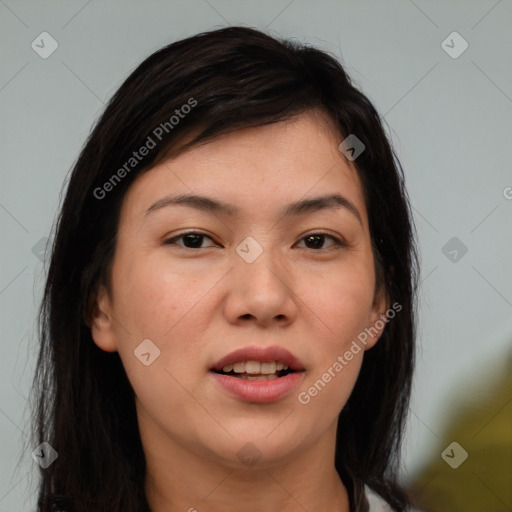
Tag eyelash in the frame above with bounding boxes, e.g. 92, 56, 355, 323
163, 231, 346, 251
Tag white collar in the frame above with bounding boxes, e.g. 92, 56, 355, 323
365, 484, 395, 512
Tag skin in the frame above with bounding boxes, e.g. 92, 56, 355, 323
90, 109, 389, 512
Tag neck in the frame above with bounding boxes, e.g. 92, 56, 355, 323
141, 417, 350, 512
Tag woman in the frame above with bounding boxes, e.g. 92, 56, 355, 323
29, 26, 419, 511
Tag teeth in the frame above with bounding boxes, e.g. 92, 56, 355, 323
261, 361, 276, 374
220, 360, 290, 375
233, 362, 245, 373
245, 361, 261, 374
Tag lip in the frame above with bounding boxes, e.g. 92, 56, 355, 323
211, 345, 305, 372
210, 371, 304, 403
209, 345, 305, 404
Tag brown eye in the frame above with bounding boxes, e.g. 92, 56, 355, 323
164, 232, 217, 249
297, 233, 345, 250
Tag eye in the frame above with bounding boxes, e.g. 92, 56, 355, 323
296, 232, 345, 250
164, 231, 345, 251
164, 232, 217, 249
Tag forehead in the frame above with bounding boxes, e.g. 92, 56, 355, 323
120, 110, 368, 227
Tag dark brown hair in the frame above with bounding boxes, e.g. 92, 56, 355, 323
27, 26, 419, 511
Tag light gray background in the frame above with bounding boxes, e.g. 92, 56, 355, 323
1, 1, 511, 510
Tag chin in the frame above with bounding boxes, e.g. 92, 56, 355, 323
201, 425, 308, 469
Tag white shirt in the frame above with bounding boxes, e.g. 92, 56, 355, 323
365, 485, 395, 511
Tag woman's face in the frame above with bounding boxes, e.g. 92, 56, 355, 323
91, 109, 389, 470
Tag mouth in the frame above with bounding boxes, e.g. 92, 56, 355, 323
211, 360, 297, 380
209, 346, 305, 403
210, 345, 305, 376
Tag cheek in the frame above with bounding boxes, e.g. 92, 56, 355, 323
302, 264, 375, 347
294, 264, 373, 413
110, 254, 219, 396
296, 338, 364, 439
111, 253, 207, 340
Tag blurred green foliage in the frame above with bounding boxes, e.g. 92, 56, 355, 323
408, 356, 512, 511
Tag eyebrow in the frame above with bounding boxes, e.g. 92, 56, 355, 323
145, 192, 363, 226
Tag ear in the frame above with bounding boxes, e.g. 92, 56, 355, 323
88, 284, 118, 353
364, 285, 390, 351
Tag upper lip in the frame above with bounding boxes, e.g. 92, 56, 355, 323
211, 345, 305, 372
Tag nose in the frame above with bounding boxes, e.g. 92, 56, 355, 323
223, 245, 298, 328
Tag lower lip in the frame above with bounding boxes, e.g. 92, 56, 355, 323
209, 371, 304, 403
